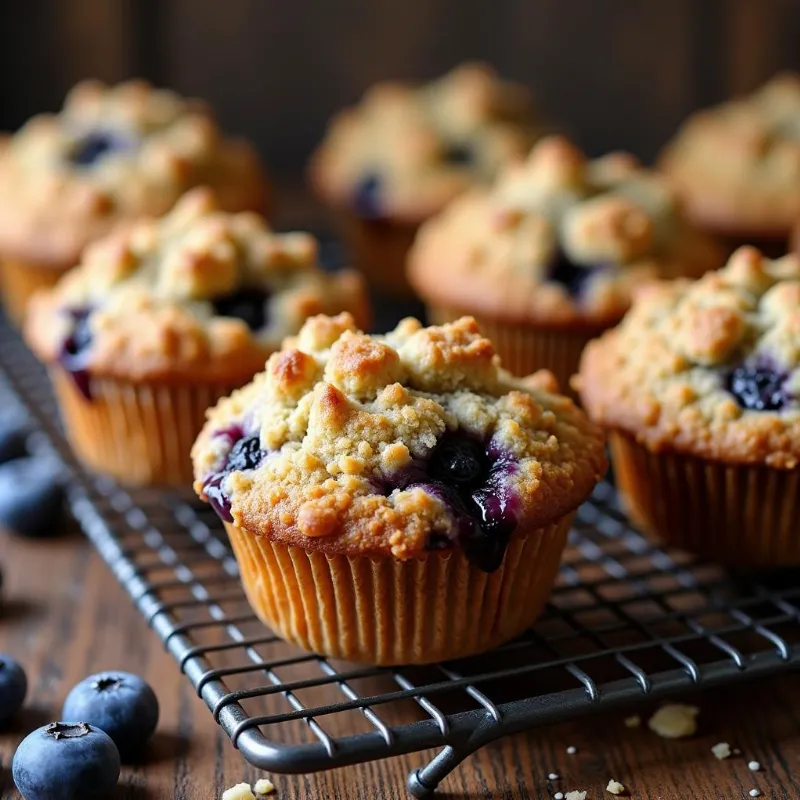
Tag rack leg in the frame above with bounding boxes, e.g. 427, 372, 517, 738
407, 744, 475, 798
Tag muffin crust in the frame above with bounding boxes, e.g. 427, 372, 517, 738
660, 74, 800, 237
25, 189, 368, 384
578, 247, 800, 468
192, 314, 607, 560
409, 137, 723, 327
0, 80, 265, 268
310, 63, 538, 222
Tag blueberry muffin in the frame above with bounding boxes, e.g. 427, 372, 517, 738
309, 63, 538, 296
408, 136, 723, 391
660, 74, 800, 256
577, 247, 800, 566
0, 79, 266, 324
192, 314, 606, 664
25, 189, 368, 487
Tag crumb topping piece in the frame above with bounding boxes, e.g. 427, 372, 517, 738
222, 784, 256, 800
0, 79, 263, 266
579, 247, 800, 468
25, 188, 367, 383
565, 792, 587, 800
712, 742, 732, 760
253, 778, 275, 796
311, 63, 538, 220
647, 704, 699, 739
606, 779, 626, 795
409, 136, 722, 326
192, 314, 606, 567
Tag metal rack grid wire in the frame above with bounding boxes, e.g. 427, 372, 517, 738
2, 313, 800, 798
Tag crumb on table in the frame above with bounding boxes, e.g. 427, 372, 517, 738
565, 792, 587, 800
254, 778, 276, 796
222, 784, 256, 800
712, 742, 731, 760
647, 704, 699, 738
624, 714, 641, 728
606, 778, 626, 795
748, 760, 762, 772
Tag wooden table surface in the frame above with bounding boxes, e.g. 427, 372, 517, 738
0, 523, 798, 800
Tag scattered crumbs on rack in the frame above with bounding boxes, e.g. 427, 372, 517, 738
548, 773, 560, 780
565, 792, 587, 800
748, 760, 762, 772
624, 714, 641, 728
647, 704, 699, 739
734, 748, 742, 755
711, 742, 732, 760
606, 778, 626, 795
566, 745, 578, 754
554, 793, 564, 800
749, 790, 761, 797
254, 778, 276, 796
222, 784, 256, 800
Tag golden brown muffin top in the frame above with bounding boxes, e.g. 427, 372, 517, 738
192, 314, 606, 568
0, 80, 265, 267
25, 189, 369, 385
659, 74, 800, 237
408, 137, 723, 327
309, 63, 539, 222
578, 247, 800, 468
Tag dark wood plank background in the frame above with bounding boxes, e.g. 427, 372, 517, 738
2, 0, 800, 178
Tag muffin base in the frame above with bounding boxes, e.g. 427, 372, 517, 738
50, 368, 241, 487
334, 210, 420, 298
427, 305, 605, 394
224, 515, 572, 665
0, 257, 70, 326
610, 430, 800, 566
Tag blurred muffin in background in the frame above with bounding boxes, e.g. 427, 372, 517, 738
659, 74, 800, 256
408, 136, 723, 392
0, 80, 267, 324
309, 63, 540, 296
24, 189, 368, 487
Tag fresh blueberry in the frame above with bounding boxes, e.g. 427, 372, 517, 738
58, 307, 94, 400
549, 250, 600, 297
213, 289, 271, 331
442, 141, 474, 166
0, 654, 27, 725
352, 172, 383, 219
0, 420, 28, 464
203, 433, 267, 522
62, 672, 159, 759
69, 130, 130, 167
726, 364, 788, 411
0, 457, 65, 537
12, 722, 120, 800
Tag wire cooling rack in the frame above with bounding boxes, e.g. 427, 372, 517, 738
2, 314, 800, 797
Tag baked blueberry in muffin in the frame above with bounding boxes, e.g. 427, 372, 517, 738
25, 189, 369, 486
0, 79, 266, 322
578, 246, 800, 565
192, 313, 606, 663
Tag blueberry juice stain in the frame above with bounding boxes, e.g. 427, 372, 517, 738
203, 428, 267, 522
389, 433, 519, 573
58, 307, 94, 400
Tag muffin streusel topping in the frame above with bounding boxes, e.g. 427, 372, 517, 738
409, 136, 722, 326
0, 80, 264, 266
192, 314, 606, 567
25, 189, 367, 384
578, 247, 800, 468
310, 63, 538, 221
660, 73, 800, 235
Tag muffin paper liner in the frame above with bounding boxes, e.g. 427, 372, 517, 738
224, 514, 573, 665
427, 305, 604, 394
0, 258, 70, 326
610, 429, 800, 566
50, 368, 240, 487
334, 210, 420, 298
